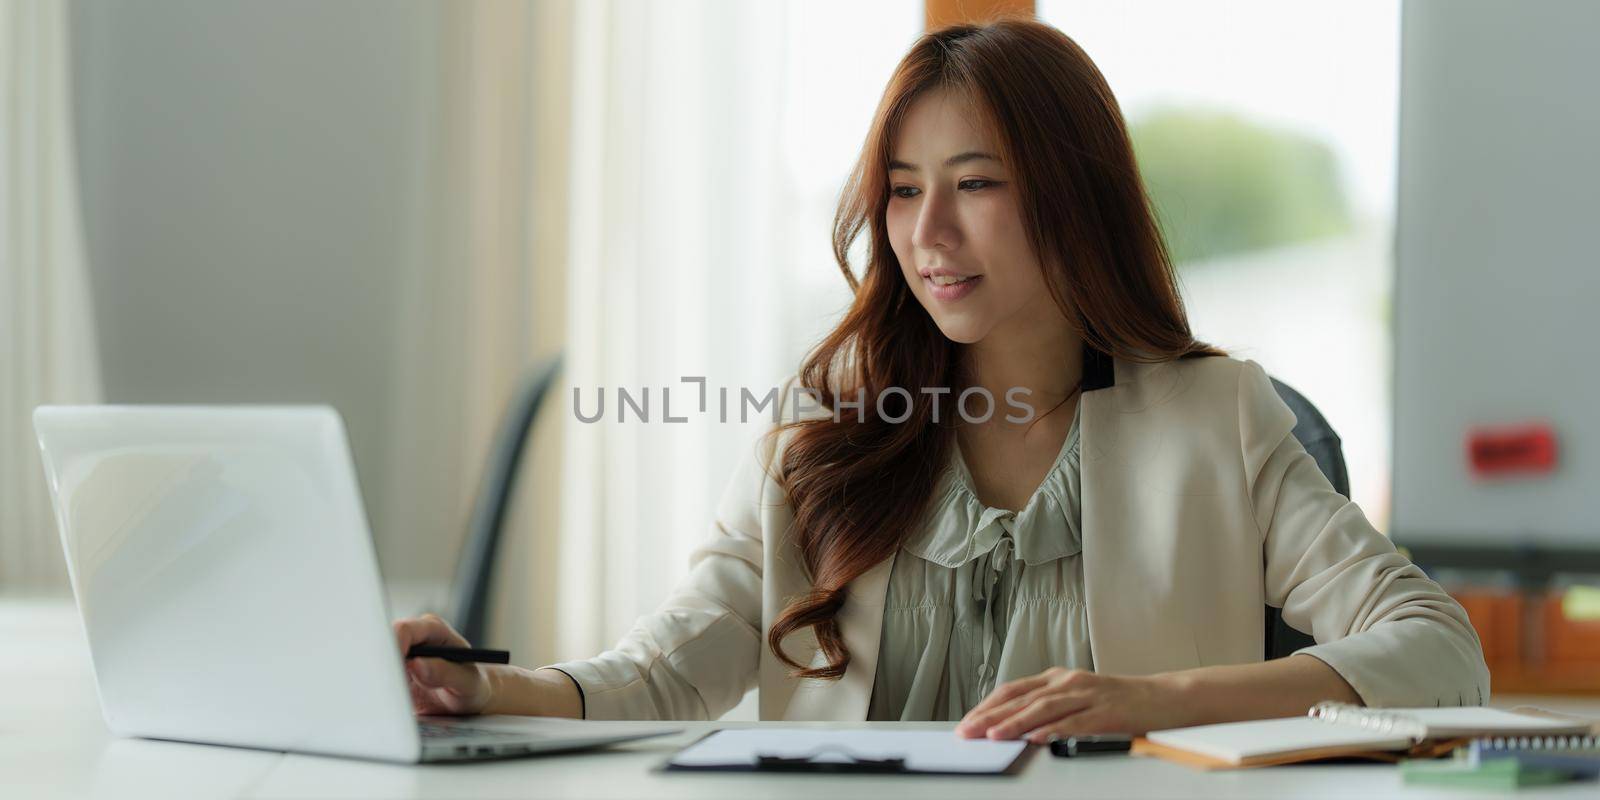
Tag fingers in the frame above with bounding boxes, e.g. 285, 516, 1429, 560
407, 674, 440, 714
956, 673, 1052, 736
961, 684, 1056, 736
985, 692, 1093, 740
392, 614, 487, 716
409, 670, 457, 715
392, 612, 469, 654
407, 656, 480, 698
406, 659, 484, 716
959, 670, 1090, 737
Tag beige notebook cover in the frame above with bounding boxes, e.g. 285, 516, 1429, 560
1135, 703, 1595, 770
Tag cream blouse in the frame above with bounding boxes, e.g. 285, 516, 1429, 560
867, 401, 1093, 721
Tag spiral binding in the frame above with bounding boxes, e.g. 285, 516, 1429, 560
1476, 734, 1600, 751
1306, 701, 1430, 741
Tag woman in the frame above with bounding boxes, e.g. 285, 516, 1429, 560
395, 18, 1488, 744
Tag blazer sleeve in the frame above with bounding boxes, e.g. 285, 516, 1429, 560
539, 383, 791, 720
1239, 359, 1491, 707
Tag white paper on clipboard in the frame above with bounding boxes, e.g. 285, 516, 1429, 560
666, 728, 1029, 773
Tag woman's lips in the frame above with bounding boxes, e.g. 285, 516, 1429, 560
925, 274, 982, 301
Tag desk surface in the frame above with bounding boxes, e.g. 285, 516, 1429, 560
8, 596, 1600, 800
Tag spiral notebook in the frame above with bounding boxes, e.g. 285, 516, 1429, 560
1133, 702, 1596, 770
1469, 733, 1600, 778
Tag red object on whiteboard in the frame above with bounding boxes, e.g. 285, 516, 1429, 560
1466, 423, 1557, 478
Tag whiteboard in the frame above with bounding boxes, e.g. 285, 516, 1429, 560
1392, 0, 1600, 547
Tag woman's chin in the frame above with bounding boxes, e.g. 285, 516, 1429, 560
932, 317, 989, 345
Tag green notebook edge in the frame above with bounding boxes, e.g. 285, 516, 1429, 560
1401, 757, 1576, 789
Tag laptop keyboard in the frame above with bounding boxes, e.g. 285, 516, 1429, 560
419, 722, 543, 740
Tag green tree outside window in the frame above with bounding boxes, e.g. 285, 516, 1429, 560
1130, 108, 1353, 266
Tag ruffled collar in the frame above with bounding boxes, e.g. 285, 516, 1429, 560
902, 403, 1083, 567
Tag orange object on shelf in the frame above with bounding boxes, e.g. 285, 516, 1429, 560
1542, 592, 1600, 664
1459, 585, 1600, 697
1452, 589, 1523, 669
1447, 586, 1600, 695
1483, 663, 1600, 695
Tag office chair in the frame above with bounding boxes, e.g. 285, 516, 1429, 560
1266, 376, 1351, 660
448, 352, 564, 647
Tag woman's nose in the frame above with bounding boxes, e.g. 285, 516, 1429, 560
911, 188, 961, 251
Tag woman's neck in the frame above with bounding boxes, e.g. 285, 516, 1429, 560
962, 322, 1084, 420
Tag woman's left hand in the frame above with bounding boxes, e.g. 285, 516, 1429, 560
954, 667, 1189, 743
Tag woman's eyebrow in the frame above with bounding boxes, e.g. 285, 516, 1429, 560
888, 151, 1001, 172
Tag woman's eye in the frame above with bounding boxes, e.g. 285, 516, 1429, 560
890, 180, 996, 200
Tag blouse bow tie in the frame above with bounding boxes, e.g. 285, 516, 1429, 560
972, 512, 1019, 695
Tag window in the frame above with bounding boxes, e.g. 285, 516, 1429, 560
1040, 0, 1402, 529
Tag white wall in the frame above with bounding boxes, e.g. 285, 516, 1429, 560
1392, 0, 1600, 547
69, 0, 449, 583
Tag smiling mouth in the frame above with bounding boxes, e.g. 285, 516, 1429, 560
923, 274, 982, 300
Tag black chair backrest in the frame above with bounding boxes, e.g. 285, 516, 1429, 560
1265, 376, 1351, 660
449, 352, 564, 646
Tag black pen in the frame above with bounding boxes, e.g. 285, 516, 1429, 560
1049, 734, 1133, 757
406, 645, 511, 664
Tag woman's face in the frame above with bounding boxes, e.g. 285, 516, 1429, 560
886, 89, 1057, 345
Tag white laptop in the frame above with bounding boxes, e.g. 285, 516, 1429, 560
32, 404, 679, 763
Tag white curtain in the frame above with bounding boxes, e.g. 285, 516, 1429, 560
378, 0, 919, 721
379, 0, 569, 653
0, 0, 103, 592
554, 0, 794, 665
539, 0, 921, 719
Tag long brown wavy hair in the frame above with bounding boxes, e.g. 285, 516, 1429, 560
765, 17, 1224, 679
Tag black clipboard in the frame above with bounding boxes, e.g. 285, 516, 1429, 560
655, 730, 1037, 776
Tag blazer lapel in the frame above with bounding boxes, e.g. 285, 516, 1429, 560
780, 550, 895, 720
1080, 353, 1204, 675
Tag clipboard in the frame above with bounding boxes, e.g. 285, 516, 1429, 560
656, 728, 1035, 775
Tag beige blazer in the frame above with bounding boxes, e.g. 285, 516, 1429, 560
547, 355, 1490, 720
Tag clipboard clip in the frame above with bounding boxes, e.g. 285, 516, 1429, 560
755, 745, 908, 773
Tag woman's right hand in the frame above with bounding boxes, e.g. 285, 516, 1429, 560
392, 613, 586, 719
392, 613, 494, 716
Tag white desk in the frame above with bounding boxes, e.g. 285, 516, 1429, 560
7, 596, 1599, 799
